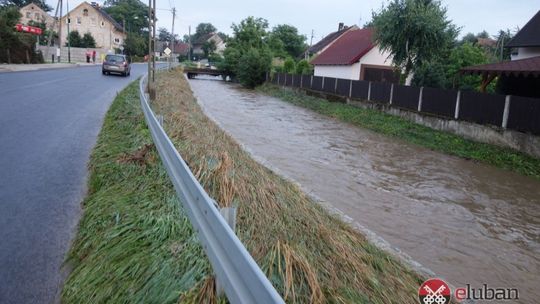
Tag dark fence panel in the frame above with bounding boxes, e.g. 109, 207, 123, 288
370, 82, 391, 103
459, 91, 505, 126
270, 73, 278, 84
336, 79, 351, 96
323, 77, 336, 93
292, 75, 302, 88
350, 80, 369, 100
507, 96, 540, 135
421, 87, 457, 118
393, 85, 420, 111
285, 74, 293, 87
301, 75, 311, 89
312, 76, 323, 91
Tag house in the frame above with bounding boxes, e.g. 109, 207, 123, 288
507, 10, 540, 60
310, 28, 398, 83
460, 10, 540, 97
304, 23, 357, 58
59, 1, 126, 50
191, 33, 225, 58
19, 3, 55, 29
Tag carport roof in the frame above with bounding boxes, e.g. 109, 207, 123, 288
460, 56, 540, 77
310, 28, 375, 66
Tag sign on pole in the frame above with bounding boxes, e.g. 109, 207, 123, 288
164, 47, 172, 57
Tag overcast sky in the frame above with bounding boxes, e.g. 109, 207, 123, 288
46, 0, 539, 43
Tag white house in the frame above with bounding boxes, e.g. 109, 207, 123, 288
507, 10, 540, 60
192, 33, 226, 57
310, 28, 398, 83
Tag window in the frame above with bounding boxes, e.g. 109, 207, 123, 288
100, 20, 105, 27
67, 18, 71, 24
26, 12, 31, 18
114, 38, 120, 44
76, 17, 81, 25
34, 13, 39, 20
83, 9, 88, 16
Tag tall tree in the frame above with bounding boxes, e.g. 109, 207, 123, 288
268, 24, 306, 58
371, 0, 458, 79
103, 0, 148, 35
193, 22, 216, 41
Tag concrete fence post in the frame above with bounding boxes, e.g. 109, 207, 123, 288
277, 73, 280, 86
502, 95, 511, 128
310, 75, 313, 88
334, 78, 338, 93
322, 77, 325, 91
216, 207, 238, 296
291, 74, 294, 87
300, 75, 303, 88
418, 87, 424, 112
389, 84, 394, 104
367, 82, 372, 101
349, 80, 353, 98
454, 91, 461, 119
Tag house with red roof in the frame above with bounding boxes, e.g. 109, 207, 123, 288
304, 23, 357, 58
310, 28, 398, 83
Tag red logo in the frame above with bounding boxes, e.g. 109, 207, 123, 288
418, 278, 451, 304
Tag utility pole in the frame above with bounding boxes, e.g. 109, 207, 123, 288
66, 0, 71, 63
122, 18, 126, 54
152, 0, 156, 82
147, 0, 153, 97
169, 7, 175, 70
188, 25, 191, 61
45, 0, 61, 62
306, 29, 314, 60
58, 0, 63, 62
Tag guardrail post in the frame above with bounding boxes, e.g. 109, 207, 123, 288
418, 87, 423, 112
216, 207, 237, 296
502, 95, 511, 128
454, 91, 461, 119
157, 115, 164, 127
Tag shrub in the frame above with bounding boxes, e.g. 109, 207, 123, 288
236, 47, 272, 88
283, 57, 295, 73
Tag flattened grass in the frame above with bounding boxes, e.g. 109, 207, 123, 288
257, 84, 540, 180
62, 81, 213, 303
151, 69, 423, 303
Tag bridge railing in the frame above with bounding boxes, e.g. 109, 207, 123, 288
138, 73, 284, 304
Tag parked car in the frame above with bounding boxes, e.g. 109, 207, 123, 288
102, 54, 131, 76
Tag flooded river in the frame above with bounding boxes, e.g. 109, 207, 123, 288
188, 77, 540, 303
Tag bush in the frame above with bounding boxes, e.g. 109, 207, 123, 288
283, 58, 295, 73
295, 59, 312, 75
236, 47, 272, 88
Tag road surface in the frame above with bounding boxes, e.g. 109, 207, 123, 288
0, 63, 152, 304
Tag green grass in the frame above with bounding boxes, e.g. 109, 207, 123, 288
61, 81, 213, 303
257, 84, 540, 180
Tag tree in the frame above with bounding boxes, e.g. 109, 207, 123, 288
371, 0, 458, 80
295, 59, 312, 75
283, 57, 295, 73
82, 32, 96, 48
103, 0, 148, 35
221, 16, 272, 88
66, 30, 82, 47
0, 5, 42, 63
193, 22, 216, 41
268, 24, 306, 58
446, 42, 488, 90
202, 40, 216, 58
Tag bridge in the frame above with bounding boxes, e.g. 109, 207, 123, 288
183, 67, 230, 79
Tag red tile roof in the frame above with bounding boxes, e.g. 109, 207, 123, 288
461, 56, 540, 77
310, 28, 375, 65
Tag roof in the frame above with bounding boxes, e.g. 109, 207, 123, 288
93, 3, 124, 33
307, 26, 352, 55
506, 10, 540, 47
310, 28, 375, 65
193, 33, 217, 46
460, 56, 540, 77
173, 42, 189, 55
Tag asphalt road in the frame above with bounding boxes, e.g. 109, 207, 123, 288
0, 63, 153, 304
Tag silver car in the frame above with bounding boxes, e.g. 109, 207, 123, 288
102, 54, 131, 76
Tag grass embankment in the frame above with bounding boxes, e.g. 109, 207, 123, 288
62, 81, 215, 303
257, 84, 540, 180
151, 69, 422, 303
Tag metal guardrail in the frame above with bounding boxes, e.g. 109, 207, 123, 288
138, 74, 284, 304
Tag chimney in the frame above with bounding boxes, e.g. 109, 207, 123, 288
338, 22, 344, 31
91, 2, 98, 7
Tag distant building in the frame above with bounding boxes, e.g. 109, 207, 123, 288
461, 10, 540, 97
59, 1, 126, 50
304, 23, 357, 59
19, 3, 54, 29
310, 28, 398, 83
191, 33, 225, 58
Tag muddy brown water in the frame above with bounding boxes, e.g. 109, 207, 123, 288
188, 77, 540, 303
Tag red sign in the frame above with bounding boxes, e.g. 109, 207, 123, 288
418, 278, 451, 304
14, 24, 43, 35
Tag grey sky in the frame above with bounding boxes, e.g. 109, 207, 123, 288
47, 0, 539, 43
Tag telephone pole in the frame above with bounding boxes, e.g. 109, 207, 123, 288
66, 0, 71, 63
188, 25, 191, 61
45, 0, 61, 62
58, 0, 63, 62
147, 0, 155, 99
169, 7, 175, 70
